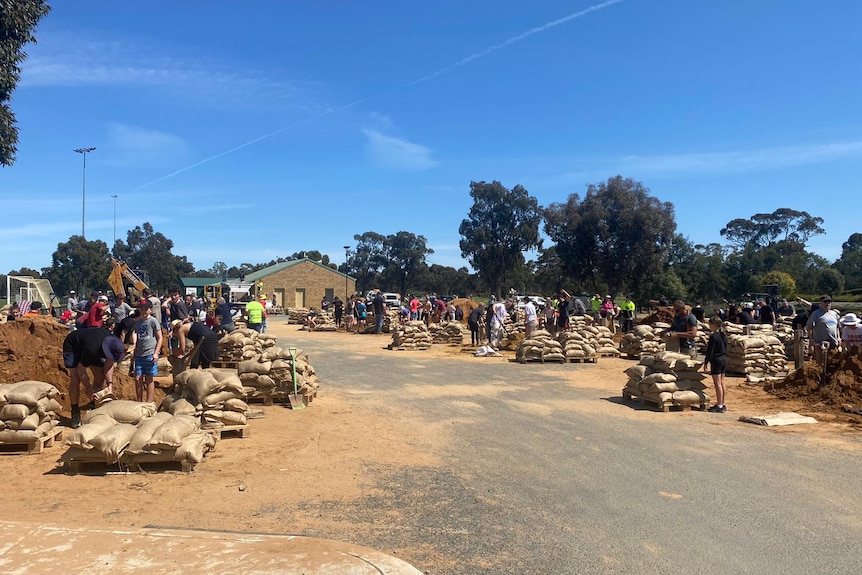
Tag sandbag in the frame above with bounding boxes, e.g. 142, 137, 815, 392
89, 423, 137, 463
126, 413, 173, 454
203, 390, 242, 409
168, 397, 199, 416
647, 381, 680, 393
17, 411, 43, 431
0, 382, 28, 405
175, 431, 217, 463
0, 403, 31, 420
642, 372, 677, 384
238, 360, 272, 375
64, 415, 118, 449
4, 381, 58, 407
147, 415, 200, 449
83, 400, 157, 425
186, 371, 222, 403
672, 389, 708, 405
222, 398, 250, 413
36, 397, 63, 418
624, 365, 647, 380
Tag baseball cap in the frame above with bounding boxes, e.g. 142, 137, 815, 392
98, 295, 108, 302
70, 290, 76, 294
30, 301, 43, 310
820, 295, 832, 302
137, 299, 153, 309
101, 336, 125, 362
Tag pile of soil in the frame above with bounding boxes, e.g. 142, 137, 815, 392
638, 308, 674, 325
0, 316, 142, 417
769, 347, 862, 411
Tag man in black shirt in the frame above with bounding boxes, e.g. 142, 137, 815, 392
758, 300, 776, 326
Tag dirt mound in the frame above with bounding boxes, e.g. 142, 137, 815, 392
769, 347, 862, 411
450, 298, 479, 322
639, 308, 674, 325
0, 317, 142, 417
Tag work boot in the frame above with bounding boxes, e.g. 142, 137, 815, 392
70, 406, 81, 429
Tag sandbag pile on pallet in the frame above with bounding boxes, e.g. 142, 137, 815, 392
359, 309, 396, 333
160, 369, 250, 429
392, 321, 433, 349
579, 324, 620, 357
306, 311, 338, 331
619, 324, 667, 358
555, 331, 597, 361
428, 322, 465, 344
237, 347, 320, 401
724, 331, 789, 379
218, 329, 278, 362
62, 403, 216, 468
516, 330, 565, 362
622, 351, 710, 408
0, 381, 62, 445
286, 308, 309, 324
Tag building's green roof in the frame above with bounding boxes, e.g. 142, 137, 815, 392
178, 277, 221, 288
245, 258, 353, 281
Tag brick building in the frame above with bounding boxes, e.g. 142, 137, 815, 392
181, 259, 355, 309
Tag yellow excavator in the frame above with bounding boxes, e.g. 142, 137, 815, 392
107, 258, 149, 306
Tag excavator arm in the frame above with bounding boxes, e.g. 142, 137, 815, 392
108, 258, 149, 305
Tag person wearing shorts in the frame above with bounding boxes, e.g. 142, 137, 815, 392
702, 317, 728, 413
131, 299, 162, 402
62, 328, 126, 427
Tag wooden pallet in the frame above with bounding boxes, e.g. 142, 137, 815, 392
210, 360, 239, 369
598, 352, 621, 358
64, 458, 195, 475
205, 424, 250, 439
394, 347, 428, 351
567, 356, 598, 363
0, 428, 63, 455
621, 389, 707, 413
518, 356, 566, 364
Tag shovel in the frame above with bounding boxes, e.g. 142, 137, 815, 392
820, 341, 830, 386
288, 347, 306, 410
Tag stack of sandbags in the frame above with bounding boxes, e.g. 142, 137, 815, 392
428, 321, 465, 344
304, 310, 338, 331
516, 330, 565, 362
161, 369, 250, 429
623, 351, 710, 408
360, 309, 396, 333
0, 381, 62, 446
286, 308, 309, 324
63, 409, 216, 468
62, 400, 157, 464
392, 321, 433, 349
619, 324, 667, 358
218, 329, 278, 362
582, 324, 620, 356
555, 331, 597, 361
237, 348, 320, 401
725, 331, 789, 380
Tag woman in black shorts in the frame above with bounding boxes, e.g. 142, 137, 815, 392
702, 317, 727, 413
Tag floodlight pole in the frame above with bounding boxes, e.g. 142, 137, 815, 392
73, 147, 96, 239
110, 194, 118, 248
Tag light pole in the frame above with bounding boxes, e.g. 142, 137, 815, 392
110, 194, 118, 248
73, 147, 96, 239
343, 245, 350, 300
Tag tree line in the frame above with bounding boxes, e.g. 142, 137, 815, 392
4, 176, 859, 304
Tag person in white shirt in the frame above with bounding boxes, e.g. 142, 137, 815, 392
490, 300, 509, 349
522, 297, 538, 338
840, 313, 862, 350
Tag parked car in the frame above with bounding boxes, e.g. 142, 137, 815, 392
365, 291, 401, 308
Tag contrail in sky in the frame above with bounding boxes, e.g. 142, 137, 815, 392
137, 0, 624, 189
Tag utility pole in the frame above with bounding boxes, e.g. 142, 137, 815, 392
73, 147, 96, 239
343, 245, 350, 300
111, 194, 118, 248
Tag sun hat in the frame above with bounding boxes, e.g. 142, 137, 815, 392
101, 336, 126, 362
840, 313, 860, 326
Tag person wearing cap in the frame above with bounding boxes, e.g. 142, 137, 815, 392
667, 300, 698, 359
600, 295, 615, 332
66, 290, 79, 313
62, 328, 126, 427
245, 296, 265, 333
213, 297, 236, 335
806, 296, 840, 360
620, 295, 636, 333
840, 313, 862, 350
171, 319, 219, 369
22, 301, 43, 317
83, 292, 109, 329
735, 302, 754, 325
130, 299, 162, 403
590, 294, 602, 322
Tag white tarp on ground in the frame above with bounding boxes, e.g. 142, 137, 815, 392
738, 412, 818, 426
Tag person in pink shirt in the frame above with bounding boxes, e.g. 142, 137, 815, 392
409, 296, 420, 320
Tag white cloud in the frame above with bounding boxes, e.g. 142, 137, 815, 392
362, 128, 438, 171
20, 35, 318, 110
551, 141, 862, 183
106, 123, 190, 166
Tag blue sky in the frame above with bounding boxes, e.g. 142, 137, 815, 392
3, 0, 860, 276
